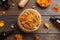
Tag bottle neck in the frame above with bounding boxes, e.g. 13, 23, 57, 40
50, 16, 60, 24
50, 16, 56, 22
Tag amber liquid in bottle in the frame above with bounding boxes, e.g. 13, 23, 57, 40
50, 16, 60, 30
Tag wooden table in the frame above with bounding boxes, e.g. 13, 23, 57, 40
0, 0, 60, 40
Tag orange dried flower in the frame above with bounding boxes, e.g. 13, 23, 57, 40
35, 35, 40, 40
37, 0, 52, 7
0, 20, 4, 28
52, 6, 58, 12
15, 34, 22, 40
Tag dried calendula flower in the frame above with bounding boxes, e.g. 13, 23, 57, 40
15, 34, 22, 40
37, 0, 52, 7
12, 3, 16, 7
0, 20, 4, 28
32, 6, 36, 9
35, 35, 40, 40
52, 6, 58, 12
11, 24, 15, 29
44, 23, 50, 29
2, 11, 6, 15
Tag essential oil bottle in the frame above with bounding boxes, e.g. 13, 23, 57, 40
50, 16, 60, 30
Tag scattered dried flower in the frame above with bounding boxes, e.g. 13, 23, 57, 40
32, 6, 36, 9
2, 11, 6, 15
44, 23, 50, 29
0, 20, 4, 28
35, 35, 40, 40
12, 3, 16, 7
15, 34, 22, 40
11, 24, 15, 29
52, 6, 58, 12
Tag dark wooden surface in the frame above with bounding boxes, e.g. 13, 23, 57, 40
0, 0, 60, 40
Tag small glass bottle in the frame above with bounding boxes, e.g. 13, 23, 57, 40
0, 31, 14, 40
50, 16, 60, 30
0, 0, 10, 9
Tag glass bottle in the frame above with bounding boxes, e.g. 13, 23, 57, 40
0, 31, 14, 40
0, 0, 10, 9
50, 16, 60, 30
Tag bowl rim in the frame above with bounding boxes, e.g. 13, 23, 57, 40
18, 9, 42, 33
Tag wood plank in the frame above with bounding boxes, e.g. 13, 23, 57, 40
1, 33, 60, 40
0, 0, 60, 15
0, 15, 60, 33
0, 15, 60, 40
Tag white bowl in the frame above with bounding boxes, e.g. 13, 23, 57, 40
18, 9, 42, 33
